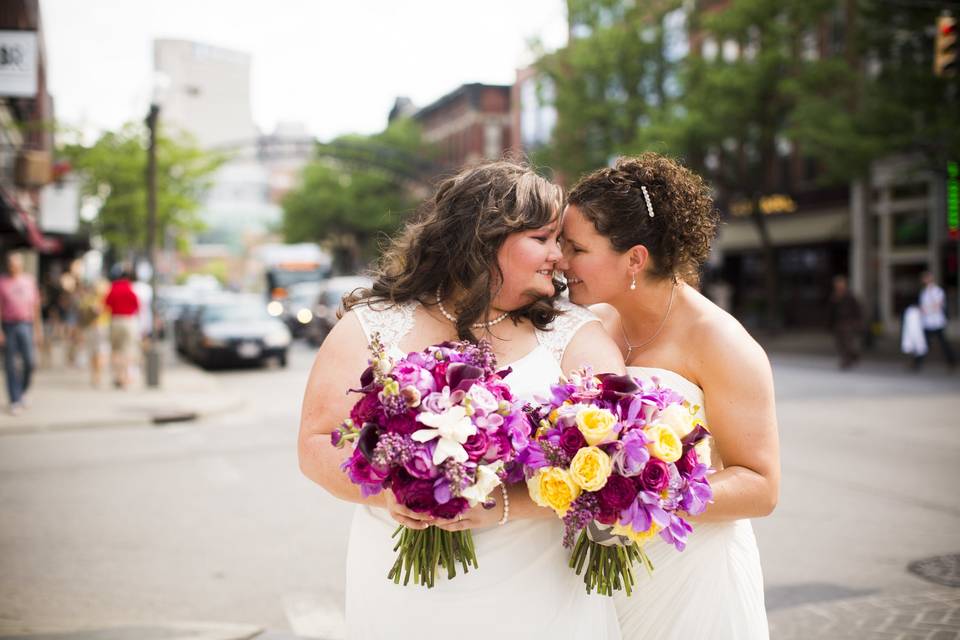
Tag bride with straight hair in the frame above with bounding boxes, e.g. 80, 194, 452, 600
298, 160, 625, 639
558, 153, 778, 639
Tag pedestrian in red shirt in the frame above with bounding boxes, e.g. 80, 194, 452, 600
104, 269, 140, 389
0, 253, 42, 414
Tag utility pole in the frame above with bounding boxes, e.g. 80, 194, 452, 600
145, 103, 161, 388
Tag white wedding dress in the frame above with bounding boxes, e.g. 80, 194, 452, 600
614, 366, 769, 639
344, 299, 621, 640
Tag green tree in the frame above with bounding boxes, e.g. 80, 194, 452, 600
62, 122, 224, 258
281, 118, 433, 273
536, 0, 684, 179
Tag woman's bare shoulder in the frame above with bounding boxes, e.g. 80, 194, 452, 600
686, 295, 770, 379
588, 303, 620, 333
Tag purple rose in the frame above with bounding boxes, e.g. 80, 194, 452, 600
350, 391, 381, 425
404, 447, 438, 479
385, 412, 419, 436
343, 450, 388, 497
393, 363, 436, 395
431, 362, 449, 389
401, 482, 438, 514
463, 430, 489, 462
482, 431, 512, 462
639, 459, 670, 492
431, 497, 468, 519
558, 427, 587, 458
675, 446, 700, 477
598, 474, 639, 513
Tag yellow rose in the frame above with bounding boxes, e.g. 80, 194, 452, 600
527, 474, 548, 508
537, 467, 581, 515
657, 403, 697, 439
575, 406, 617, 446
569, 446, 613, 492
611, 522, 661, 547
644, 423, 683, 463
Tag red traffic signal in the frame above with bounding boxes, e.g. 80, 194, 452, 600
935, 15, 957, 77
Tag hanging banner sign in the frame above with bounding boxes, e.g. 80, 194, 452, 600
0, 30, 38, 98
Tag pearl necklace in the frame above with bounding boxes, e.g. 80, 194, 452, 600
435, 287, 510, 329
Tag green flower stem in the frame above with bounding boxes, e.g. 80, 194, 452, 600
386, 525, 478, 588
568, 531, 656, 596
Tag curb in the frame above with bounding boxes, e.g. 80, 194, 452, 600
0, 398, 247, 437
0, 622, 264, 640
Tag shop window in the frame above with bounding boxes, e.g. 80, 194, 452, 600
891, 210, 928, 247
891, 182, 928, 200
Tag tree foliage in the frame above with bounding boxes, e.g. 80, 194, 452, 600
281, 118, 432, 272
61, 122, 224, 257
537, 0, 959, 328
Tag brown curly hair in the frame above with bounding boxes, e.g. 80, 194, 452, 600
566, 153, 718, 285
344, 160, 565, 340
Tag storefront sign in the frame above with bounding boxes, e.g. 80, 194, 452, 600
40, 177, 80, 234
948, 161, 959, 240
0, 31, 38, 98
729, 194, 798, 218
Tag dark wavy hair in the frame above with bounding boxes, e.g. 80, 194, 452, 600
344, 160, 565, 340
566, 153, 719, 285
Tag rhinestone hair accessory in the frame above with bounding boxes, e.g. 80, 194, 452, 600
641, 185, 655, 218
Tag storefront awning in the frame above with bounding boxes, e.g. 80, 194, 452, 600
0, 184, 62, 253
716, 206, 850, 252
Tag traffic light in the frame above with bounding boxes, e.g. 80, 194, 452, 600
934, 14, 957, 77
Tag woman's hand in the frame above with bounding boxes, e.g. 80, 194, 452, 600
384, 490, 436, 530
433, 489, 506, 532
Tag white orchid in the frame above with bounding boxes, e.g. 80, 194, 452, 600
412, 405, 477, 465
461, 461, 504, 506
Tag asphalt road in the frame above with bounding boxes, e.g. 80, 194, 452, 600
0, 341, 958, 638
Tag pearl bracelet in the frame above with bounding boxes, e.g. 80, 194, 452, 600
497, 484, 510, 526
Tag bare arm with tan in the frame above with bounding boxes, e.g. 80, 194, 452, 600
689, 319, 780, 522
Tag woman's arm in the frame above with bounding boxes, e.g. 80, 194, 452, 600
561, 319, 627, 376
689, 319, 780, 522
297, 311, 388, 508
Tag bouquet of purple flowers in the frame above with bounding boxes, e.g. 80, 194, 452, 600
520, 369, 713, 596
332, 333, 528, 588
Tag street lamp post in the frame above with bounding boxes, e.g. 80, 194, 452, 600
145, 103, 161, 388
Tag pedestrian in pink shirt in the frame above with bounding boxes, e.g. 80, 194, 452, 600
0, 253, 43, 415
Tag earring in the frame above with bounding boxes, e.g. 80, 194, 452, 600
630, 274, 637, 291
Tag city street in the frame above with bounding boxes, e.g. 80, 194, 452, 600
0, 339, 958, 639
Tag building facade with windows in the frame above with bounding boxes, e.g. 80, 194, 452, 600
414, 83, 512, 172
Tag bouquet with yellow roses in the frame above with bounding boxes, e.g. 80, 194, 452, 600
519, 369, 713, 596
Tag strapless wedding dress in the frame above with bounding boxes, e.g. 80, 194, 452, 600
614, 366, 769, 639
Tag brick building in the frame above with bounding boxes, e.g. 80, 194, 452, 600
413, 83, 513, 171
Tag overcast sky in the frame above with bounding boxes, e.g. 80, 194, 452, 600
41, 0, 568, 142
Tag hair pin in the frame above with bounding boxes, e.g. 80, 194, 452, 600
641, 185, 655, 218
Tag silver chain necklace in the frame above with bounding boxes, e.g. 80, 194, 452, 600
435, 287, 510, 329
621, 284, 677, 361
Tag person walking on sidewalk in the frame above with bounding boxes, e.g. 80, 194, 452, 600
917, 270, 955, 371
828, 275, 863, 370
104, 269, 140, 389
0, 253, 43, 415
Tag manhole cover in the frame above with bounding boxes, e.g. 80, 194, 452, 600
908, 553, 960, 587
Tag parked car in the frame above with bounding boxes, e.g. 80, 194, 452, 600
277, 280, 326, 338
173, 292, 233, 356
306, 276, 372, 346
188, 297, 291, 369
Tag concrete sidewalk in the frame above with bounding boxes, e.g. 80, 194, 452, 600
0, 341, 245, 435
